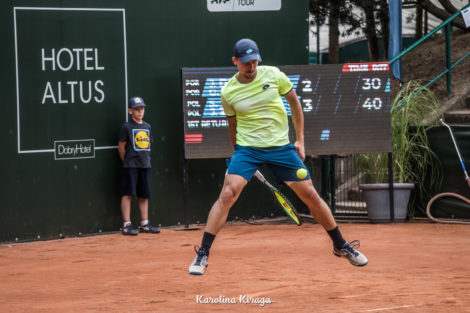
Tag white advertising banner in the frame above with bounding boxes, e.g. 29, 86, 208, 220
208, 0, 281, 12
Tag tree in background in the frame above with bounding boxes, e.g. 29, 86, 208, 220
415, 0, 467, 29
414, 1, 425, 39
309, 0, 363, 63
379, 0, 390, 59
309, 0, 331, 62
328, 1, 340, 63
309, 0, 389, 62
404, 0, 467, 40
346, 0, 391, 61
355, 0, 381, 61
309, 0, 468, 63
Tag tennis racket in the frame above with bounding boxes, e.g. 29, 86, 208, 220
254, 170, 302, 226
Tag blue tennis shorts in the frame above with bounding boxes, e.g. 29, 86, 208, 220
227, 143, 311, 182
121, 168, 151, 198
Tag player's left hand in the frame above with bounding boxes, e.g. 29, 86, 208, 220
294, 141, 305, 161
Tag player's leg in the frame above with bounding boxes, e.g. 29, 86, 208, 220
205, 174, 247, 235
272, 158, 343, 243
285, 179, 336, 229
136, 168, 159, 234
286, 179, 368, 267
188, 174, 247, 275
189, 145, 260, 275
267, 144, 367, 266
121, 168, 138, 236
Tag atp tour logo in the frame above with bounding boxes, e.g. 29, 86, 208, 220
133, 129, 150, 151
207, 0, 281, 12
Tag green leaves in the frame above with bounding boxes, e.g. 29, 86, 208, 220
391, 80, 441, 185
360, 80, 442, 216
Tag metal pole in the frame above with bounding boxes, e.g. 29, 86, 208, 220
316, 22, 320, 64
388, 152, 395, 222
445, 23, 452, 95
330, 155, 336, 214
321, 156, 329, 204
183, 157, 190, 228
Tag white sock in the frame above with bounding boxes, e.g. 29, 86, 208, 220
141, 219, 149, 226
123, 221, 131, 227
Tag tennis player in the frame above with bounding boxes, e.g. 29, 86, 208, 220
189, 38, 368, 275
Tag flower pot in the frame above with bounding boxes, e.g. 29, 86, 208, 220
359, 183, 415, 223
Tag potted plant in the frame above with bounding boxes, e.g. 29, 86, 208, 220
359, 80, 441, 223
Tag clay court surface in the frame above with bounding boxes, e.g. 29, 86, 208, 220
1, 222, 470, 313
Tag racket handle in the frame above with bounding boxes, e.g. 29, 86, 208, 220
254, 170, 266, 182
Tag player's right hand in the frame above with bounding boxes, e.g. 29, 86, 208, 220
294, 141, 305, 161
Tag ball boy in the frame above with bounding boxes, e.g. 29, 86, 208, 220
118, 97, 160, 235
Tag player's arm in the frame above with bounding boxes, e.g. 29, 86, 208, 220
118, 141, 127, 162
221, 91, 237, 148
227, 116, 237, 148
284, 89, 305, 161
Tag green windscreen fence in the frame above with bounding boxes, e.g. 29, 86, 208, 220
415, 126, 470, 219
1, 0, 309, 242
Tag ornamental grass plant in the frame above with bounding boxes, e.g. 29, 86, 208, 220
359, 80, 442, 217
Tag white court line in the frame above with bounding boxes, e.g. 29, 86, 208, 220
364, 304, 421, 312
342, 304, 425, 313
339, 292, 428, 299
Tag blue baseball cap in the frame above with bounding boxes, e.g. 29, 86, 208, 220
233, 38, 262, 64
128, 97, 146, 108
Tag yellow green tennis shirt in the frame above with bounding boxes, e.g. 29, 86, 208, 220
221, 66, 293, 147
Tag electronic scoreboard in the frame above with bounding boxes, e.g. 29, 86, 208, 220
182, 63, 391, 159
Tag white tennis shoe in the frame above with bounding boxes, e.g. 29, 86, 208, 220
188, 246, 209, 275
333, 240, 368, 267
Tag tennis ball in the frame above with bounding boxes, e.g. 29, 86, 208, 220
296, 168, 308, 179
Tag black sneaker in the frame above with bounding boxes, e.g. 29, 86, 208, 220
333, 240, 368, 267
188, 246, 209, 275
139, 223, 160, 234
122, 224, 138, 236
